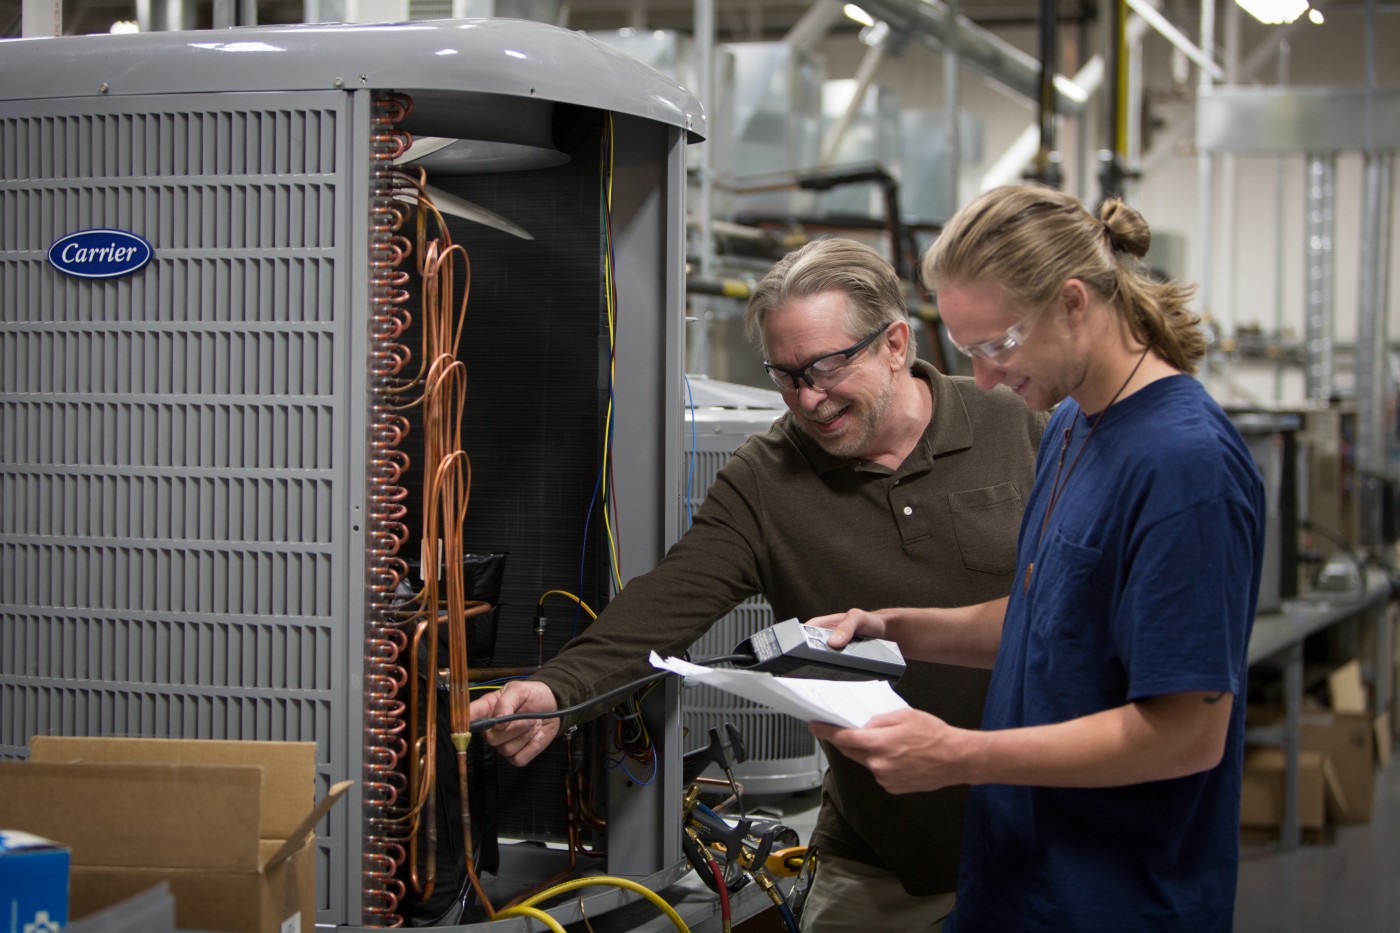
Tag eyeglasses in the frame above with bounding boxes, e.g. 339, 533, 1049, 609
763, 323, 892, 393
949, 303, 1047, 362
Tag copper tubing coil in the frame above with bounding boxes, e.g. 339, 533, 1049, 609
371, 133, 411, 159
370, 628, 410, 660
369, 288, 408, 306
366, 178, 412, 924
374, 95, 412, 123
370, 351, 410, 378
371, 502, 409, 525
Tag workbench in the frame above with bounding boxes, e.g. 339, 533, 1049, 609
1246, 569, 1394, 849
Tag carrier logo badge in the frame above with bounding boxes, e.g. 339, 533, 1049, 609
48, 228, 153, 279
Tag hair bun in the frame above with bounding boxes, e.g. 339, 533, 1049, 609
1099, 198, 1152, 259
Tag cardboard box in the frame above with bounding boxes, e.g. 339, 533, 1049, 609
1302, 709, 1377, 824
1240, 747, 1327, 831
0, 738, 350, 933
0, 829, 69, 932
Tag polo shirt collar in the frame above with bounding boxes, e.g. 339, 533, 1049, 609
793, 359, 975, 477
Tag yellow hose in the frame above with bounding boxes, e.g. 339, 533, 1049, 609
513, 875, 691, 933
495, 904, 568, 933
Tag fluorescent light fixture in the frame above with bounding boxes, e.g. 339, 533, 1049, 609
1234, 0, 1308, 24
843, 3, 876, 27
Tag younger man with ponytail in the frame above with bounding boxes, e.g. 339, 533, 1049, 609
810, 185, 1265, 932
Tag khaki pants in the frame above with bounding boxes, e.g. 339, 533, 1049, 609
798, 852, 955, 933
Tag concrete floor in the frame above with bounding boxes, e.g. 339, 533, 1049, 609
750, 756, 1400, 930
1235, 756, 1400, 931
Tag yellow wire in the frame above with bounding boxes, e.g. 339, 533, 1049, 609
538, 589, 599, 620
496, 904, 568, 933
600, 112, 624, 593
514, 876, 691, 933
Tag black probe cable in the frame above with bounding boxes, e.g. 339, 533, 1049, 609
469, 650, 755, 733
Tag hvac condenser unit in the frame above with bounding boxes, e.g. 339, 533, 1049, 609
0, 20, 701, 929
681, 376, 825, 795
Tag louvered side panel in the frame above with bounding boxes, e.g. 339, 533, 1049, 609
680, 422, 824, 793
0, 91, 362, 924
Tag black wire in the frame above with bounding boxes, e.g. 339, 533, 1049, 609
471, 671, 667, 733
1301, 519, 1369, 591
470, 650, 757, 732
697, 652, 756, 668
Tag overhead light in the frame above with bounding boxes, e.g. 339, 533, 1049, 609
109, 20, 139, 33
843, 3, 876, 27
1308, 7, 1324, 23
1234, 0, 1308, 24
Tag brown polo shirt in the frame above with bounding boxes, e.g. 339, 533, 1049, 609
533, 360, 1046, 895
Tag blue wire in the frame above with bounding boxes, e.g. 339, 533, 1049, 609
684, 372, 697, 528
777, 900, 799, 933
575, 466, 604, 637
603, 752, 657, 786
470, 676, 525, 688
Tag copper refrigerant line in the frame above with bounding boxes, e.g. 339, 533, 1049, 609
360, 95, 652, 929
361, 90, 508, 927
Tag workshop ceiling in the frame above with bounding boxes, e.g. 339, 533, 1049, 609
2, 0, 1075, 41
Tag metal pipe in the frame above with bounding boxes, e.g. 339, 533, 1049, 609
1355, 0, 1391, 548
822, 35, 889, 165
1123, 0, 1223, 81
982, 7, 1168, 193
1197, 0, 1217, 365
1303, 153, 1336, 403
1272, 40, 1290, 400
1034, 0, 1060, 186
945, 0, 962, 213
1354, 151, 1393, 547
784, 0, 844, 53
857, 0, 1089, 114
1218, 0, 1240, 346
1141, 16, 1308, 174
691, 0, 716, 375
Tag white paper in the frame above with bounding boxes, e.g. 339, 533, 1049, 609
649, 652, 908, 729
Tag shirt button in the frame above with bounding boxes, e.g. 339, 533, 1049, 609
903, 506, 913, 516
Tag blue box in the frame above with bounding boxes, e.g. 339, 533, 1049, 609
0, 829, 69, 932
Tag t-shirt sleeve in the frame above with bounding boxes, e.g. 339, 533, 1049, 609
1117, 496, 1259, 701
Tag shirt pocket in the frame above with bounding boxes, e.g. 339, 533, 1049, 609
947, 482, 1023, 575
1028, 530, 1103, 642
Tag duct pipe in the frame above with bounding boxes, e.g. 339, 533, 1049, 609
822, 33, 889, 165
1303, 154, 1337, 404
856, 0, 1088, 114
785, 0, 845, 53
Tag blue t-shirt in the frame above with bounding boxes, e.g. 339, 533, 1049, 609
947, 375, 1265, 933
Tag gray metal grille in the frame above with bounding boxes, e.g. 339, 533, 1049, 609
0, 91, 358, 924
681, 409, 824, 794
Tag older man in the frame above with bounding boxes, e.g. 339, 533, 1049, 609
470, 237, 1044, 931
